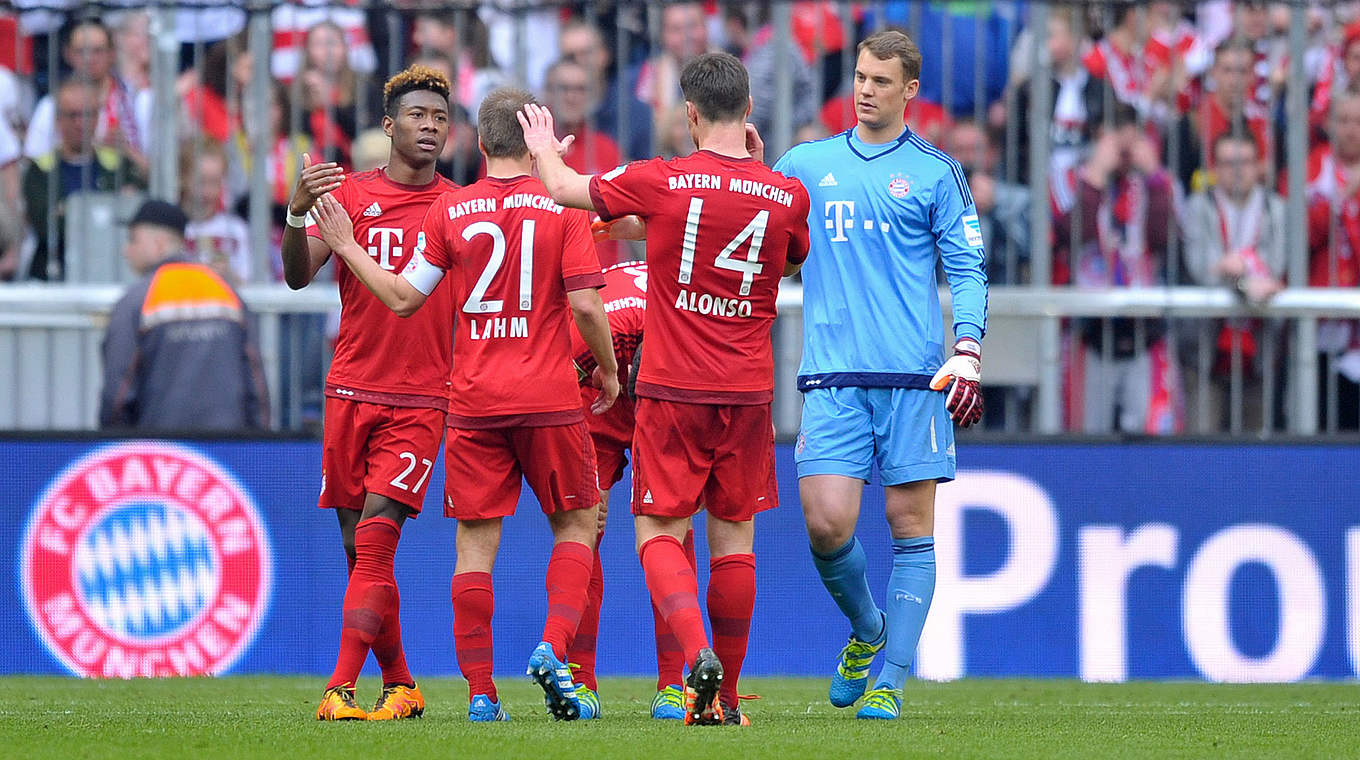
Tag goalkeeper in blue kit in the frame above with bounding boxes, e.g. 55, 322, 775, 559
772, 30, 987, 719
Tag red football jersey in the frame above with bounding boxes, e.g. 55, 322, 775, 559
307, 168, 457, 408
589, 150, 810, 404
415, 174, 606, 426
570, 261, 646, 378
570, 261, 646, 444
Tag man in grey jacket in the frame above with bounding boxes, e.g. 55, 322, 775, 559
99, 200, 269, 431
1180, 132, 1286, 432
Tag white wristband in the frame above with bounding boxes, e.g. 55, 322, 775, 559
285, 209, 308, 228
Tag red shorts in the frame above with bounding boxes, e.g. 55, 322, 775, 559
443, 421, 599, 520
582, 386, 635, 489
319, 397, 446, 514
631, 397, 778, 521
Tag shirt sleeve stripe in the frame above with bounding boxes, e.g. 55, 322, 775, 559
909, 135, 974, 207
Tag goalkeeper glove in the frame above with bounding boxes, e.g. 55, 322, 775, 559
929, 338, 983, 428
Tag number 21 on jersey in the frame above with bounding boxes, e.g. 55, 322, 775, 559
462, 219, 536, 313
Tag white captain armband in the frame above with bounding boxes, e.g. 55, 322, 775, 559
401, 234, 445, 295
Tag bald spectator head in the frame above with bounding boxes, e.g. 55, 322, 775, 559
1331, 93, 1360, 165
54, 80, 98, 159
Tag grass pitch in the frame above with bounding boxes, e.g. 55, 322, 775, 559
0, 676, 1354, 759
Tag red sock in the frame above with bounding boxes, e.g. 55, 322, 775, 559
567, 531, 605, 690
371, 585, 412, 686
652, 528, 695, 689
542, 540, 594, 657
452, 571, 496, 702
640, 534, 709, 668
326, 517, 400, 689
708, 553, 755, 710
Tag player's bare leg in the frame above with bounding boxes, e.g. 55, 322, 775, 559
706, 515, 756, 726
858, 479, 937, 720
453, 517, 507, 721
320, 496, 412, 721
530, 505, 598, 720
799, 475, 888, 709
636, 514, 722, 725
335, 508, 360, 575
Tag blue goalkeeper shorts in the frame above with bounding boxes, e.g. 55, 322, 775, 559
795, 386, 955, 486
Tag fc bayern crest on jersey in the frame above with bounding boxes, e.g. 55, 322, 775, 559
20, 442, 271, 678
887, 174, 911, 199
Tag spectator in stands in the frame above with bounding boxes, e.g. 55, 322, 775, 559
947, 120, 1030, 284
299, 19, 382, 166
1310, 23, 1360, 139
100, 199, 268, 431
1181, 132, 1286, 431
1305, 91, 1360, 429
270, 0, 376, 83
179, 34, 251, 144
543, 57, 626, 267
182, 141, 252, 285
411, 10, 508, 125
636, 2, 710, 118
657, 103, 696, 159
227, 80, 313, 223
1009, 6, 1104, 182
1053, 105, 1182, 434
742, 4, 821, 145
1083, 3, 1159, 119
22, 80, 143, 281
558, 17, 654, 159
112, 9, 150, 93
1171, 38, 1273, 191
25, 18, 150, 172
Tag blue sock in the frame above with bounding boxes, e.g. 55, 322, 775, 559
873, 536, 936, 690
810, 538, 884, 643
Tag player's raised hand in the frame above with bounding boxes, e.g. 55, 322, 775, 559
929, 338, 983, 428
289, 152, 344, 216
589, 364, 620, 415
312, 193, 356, 253
517, 103, 563, 158
745, 122, 765, 164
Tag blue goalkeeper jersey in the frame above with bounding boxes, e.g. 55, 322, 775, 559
774, 126, 988, 390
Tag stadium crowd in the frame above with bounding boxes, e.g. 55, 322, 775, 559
2, 0, 1360, 433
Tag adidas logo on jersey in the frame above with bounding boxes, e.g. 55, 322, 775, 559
642, 490, 653, 505
818, 172, 838, 187
363, 202, 382, 217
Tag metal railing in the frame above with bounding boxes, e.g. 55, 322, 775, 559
6, 283, 1360, 437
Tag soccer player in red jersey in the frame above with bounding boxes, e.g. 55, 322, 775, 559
312, 86, 619, 723
561, 260, 698, 720
281, 65, 457, 722
522, 52, 811, 726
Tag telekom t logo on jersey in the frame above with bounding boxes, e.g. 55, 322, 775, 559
367, 227, 404, 271
825, 201, 855, 242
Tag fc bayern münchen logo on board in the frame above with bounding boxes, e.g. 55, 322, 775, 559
20, 442, 271, 677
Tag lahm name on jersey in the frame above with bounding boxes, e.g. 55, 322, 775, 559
468, 316, 529, 340
447, 193, 563, 220
675, 288, 753, 318
667, 174, 795, 207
